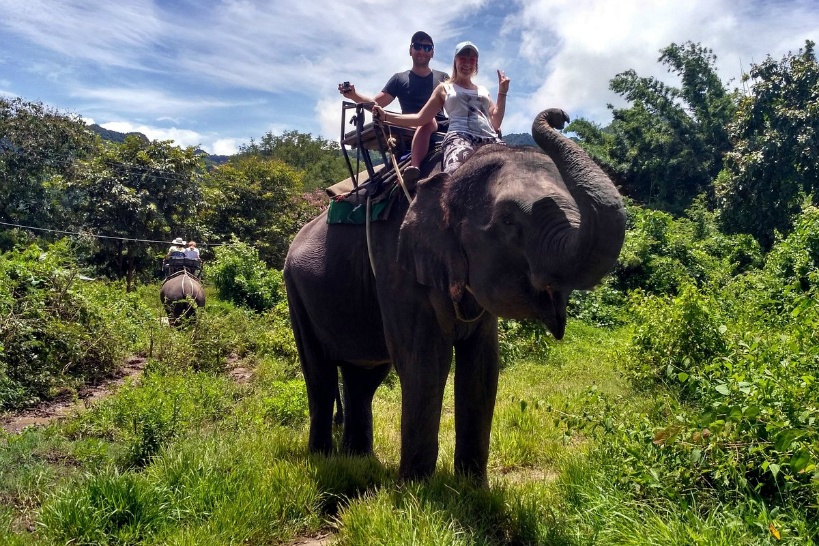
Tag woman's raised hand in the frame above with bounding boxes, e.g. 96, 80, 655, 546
497, 70, 510, 94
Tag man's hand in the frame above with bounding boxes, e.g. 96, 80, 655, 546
338, 82, 356, 97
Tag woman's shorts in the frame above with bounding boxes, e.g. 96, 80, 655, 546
442, 132, 504, 174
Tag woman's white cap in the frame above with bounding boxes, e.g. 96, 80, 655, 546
454, 41, 479, 56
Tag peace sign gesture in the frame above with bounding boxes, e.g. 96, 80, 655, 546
497, 69, 510, 95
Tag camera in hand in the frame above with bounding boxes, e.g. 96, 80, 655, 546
341, 81, 351, 92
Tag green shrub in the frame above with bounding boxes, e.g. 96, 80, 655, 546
262, 379, 309, 426
568, 284, 629, 327
610, 203, 761, 297
0, 241, 152, 410
209, 239, 284, 311
627, 285, 728, 398
498, 319, 552, 367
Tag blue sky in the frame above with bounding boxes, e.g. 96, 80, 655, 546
1, 0, 817, 155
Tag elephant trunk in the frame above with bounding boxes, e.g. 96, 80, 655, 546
531, 110, 626, 289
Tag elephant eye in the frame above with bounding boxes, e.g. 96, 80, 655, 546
501, 214, 514, 226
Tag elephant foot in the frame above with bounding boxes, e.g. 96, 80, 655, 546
454, 461, 489, 486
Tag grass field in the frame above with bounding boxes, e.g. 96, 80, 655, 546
0, 301, 812, 544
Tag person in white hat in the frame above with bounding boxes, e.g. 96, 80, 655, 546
372, 40, 509, 174
167, 237, 187, 258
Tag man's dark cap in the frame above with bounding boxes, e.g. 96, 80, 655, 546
411, 31, 433, 46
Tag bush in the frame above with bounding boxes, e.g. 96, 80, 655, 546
0, 240, 152, 410
610, 203, 761, 297
627, 285, 728, 398
498, 319, 552, 367
262, 379, 309, 426
209, 240, 284, 312
568, 284, 629, 327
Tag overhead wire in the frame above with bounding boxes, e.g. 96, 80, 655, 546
0, 220, 224, 246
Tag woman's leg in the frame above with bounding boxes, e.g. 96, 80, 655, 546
442, 132, 478, 174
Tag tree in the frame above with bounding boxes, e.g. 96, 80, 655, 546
716, 40, 819, 249
69, 136, 203, 289
241, 130, 349, 191
200, 155, 308, 268
0, 97, 96, 242
570, 42, 736, 213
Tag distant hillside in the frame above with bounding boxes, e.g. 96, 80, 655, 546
87, 124, 230, 165
503, 132, 536, 147
88, 123, 149, 145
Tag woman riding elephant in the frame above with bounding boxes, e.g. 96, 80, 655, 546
372, 40, 508, 174
283, 108, 626, 482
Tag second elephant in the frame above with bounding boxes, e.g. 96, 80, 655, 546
159, 271, 205, 326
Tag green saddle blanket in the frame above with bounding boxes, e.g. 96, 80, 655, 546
327, 184, 397, 225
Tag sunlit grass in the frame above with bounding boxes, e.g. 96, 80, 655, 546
2, 306, 808, 544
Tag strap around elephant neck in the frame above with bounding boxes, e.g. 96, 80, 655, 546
453, 285, 486, 322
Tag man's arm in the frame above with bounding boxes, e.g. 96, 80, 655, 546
339, 84, 394, 107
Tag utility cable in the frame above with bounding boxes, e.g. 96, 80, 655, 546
0, 220, 223, 246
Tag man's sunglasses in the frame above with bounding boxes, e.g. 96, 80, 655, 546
412, 43, 434, 52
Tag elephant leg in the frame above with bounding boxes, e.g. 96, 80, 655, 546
288, 298, 336, 453
395, 352, 452, 480
452, 320, 500, 480
339, 363, 391, 454
305, 364, 338, 454
453, 319, 500, 482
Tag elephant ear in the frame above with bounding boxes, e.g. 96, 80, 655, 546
397, 173, 468, 302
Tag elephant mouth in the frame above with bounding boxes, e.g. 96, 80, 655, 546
471, 277, 567, 340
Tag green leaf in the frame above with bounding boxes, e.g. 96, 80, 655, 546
789, 449, 810, 473
769, 463, 780, 479
715, 384, 730, 395
677, 372, 689, 382
774, 429, 800, 452
743, 406, 760, 419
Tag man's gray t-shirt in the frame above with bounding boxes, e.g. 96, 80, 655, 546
383, 69, 449, 122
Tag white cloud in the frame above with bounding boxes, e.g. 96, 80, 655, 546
211, 138, 246, 156
2, 0, 819, 152
99, 120, 200, 147
72, 86, 259, 117
0, 0, 165, 69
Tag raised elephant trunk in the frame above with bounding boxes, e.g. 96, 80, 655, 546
531, 110, 626, 289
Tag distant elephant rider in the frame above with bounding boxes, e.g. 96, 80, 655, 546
338, 30, 449, 183
167, 237, 186, 258
184, 240, 200, 260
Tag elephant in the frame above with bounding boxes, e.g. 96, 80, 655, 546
159, 271, 205, 326
283, 108, 626, 482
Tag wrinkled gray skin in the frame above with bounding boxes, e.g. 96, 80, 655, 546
283, 109, 626, 482
159, 272, 206, 326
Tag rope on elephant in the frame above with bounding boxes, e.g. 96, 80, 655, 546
365, 196, 377, 279
374, 120, 413, 203
454, 285, 486, 322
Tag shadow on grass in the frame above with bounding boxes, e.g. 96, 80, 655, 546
309, 453, 577, 545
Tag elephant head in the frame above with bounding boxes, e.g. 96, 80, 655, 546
398, 108, 626, 339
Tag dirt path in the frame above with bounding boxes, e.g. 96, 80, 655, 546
0, 358, 338, 544
0, 356, 147, 434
